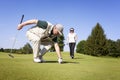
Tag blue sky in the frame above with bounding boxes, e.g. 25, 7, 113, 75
0, 0, 120, 51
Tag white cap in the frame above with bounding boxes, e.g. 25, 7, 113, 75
55, 24, 63, 35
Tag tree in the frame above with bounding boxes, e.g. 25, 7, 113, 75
107, 39, 120, 57
20, 43, 33, 54
107, 39, 117, 53
58, 35, 65, 51
76, 40, 86, 54
0, 48, 4, 52
85, 23, 108, 56
116, 39, 120, 53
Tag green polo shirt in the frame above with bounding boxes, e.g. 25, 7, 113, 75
36, 20, 48, 29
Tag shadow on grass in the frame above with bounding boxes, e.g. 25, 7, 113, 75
44, 61, 79, 64
62, 61, 79, 64
74, 57, 84, 59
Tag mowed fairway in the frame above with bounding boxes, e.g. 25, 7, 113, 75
0, 52, 120, 80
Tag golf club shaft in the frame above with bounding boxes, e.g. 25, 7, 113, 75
9, 15, 24, 58
10, 15, 24, 51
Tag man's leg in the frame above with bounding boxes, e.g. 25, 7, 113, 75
31, 41, 40, 59
26, 31, 41, 62
39, 42, 53, 60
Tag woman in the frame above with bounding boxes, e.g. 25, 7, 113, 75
67, 28, 77, 59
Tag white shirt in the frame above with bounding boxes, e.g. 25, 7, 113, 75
67, 33, 77, 43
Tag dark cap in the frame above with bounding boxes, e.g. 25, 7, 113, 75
70, 28, 74, 31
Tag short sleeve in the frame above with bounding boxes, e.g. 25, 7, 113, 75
36, 20, 48, 29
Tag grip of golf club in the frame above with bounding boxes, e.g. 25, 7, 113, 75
20, 15, 24, 24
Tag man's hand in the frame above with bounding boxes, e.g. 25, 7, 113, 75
58, 58, 63, 64
17, 24, 23, 30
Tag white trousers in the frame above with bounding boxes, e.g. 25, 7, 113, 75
26, 30, 53, 58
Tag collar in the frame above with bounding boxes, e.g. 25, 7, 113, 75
48, 25, 54, 34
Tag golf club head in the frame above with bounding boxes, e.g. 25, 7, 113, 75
8, 53, 14, 58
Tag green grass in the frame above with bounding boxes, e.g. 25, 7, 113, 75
0, 52, 120, 80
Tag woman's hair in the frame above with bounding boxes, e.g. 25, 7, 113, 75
70, 28, 74, 31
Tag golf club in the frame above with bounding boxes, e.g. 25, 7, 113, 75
8, 15, 24, 58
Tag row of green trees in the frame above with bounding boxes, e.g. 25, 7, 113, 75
0, 43, 33, 54
0, 35, 65, 54
76, 23, 120, 57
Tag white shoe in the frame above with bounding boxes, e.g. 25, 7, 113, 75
58, 58, 63, 64
34, 58, 41, 63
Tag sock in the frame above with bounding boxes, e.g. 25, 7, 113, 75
39, 48, 47, 58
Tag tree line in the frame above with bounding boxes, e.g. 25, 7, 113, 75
76, 23, 120, 57
0, 35, 65, 54
0, 43, 33, 54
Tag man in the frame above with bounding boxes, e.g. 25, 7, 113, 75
17, 19, 63, 64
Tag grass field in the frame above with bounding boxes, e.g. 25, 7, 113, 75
0, 52, 120, 80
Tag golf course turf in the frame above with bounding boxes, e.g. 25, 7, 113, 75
0, 52, 120, 80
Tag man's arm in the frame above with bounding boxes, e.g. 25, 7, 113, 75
54, 43, 63, 63
54, 43, 62, 59
17, 19, 38, 30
